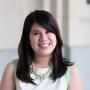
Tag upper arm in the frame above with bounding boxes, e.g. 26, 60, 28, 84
0, 63, 16, 90
68, 65, 82, 90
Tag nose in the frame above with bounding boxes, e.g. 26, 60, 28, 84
39, 32, 48, 41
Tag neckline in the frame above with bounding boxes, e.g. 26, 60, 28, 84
30, 65, 53, 81
33, 65, 49, 70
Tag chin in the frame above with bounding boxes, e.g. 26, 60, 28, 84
37, 52, 52, 57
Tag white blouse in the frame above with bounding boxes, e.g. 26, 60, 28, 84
12, 60, 70, 90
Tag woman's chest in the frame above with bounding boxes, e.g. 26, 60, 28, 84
15, 76, 68, 90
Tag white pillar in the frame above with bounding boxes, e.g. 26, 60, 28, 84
21, 0, 29, 21
42, 0, 51, 12
56, 0, 63, 35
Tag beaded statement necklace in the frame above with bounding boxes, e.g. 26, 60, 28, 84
31, 65, 53, 81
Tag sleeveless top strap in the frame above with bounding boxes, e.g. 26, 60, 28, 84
65, 67, 70, 85
11, 59, 18, 76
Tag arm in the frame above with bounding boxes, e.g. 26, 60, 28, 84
68, 65, 82, 90
0, 63, 16, 90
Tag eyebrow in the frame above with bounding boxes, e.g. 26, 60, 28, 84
31, 29, 40, 33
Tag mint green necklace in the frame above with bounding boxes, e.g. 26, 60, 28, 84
31, 65, 53, 81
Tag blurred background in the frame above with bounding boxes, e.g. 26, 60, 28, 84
0, 0, 90, 89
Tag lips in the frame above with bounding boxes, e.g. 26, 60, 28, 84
38, 43, 50, 48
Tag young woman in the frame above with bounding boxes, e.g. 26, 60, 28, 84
0, 10, 82, 90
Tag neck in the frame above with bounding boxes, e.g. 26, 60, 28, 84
32, 55, 51, 68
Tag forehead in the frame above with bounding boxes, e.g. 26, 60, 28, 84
31, 23, 47, 31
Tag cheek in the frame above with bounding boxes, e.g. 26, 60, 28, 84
49, 33, 57, 43
29, 36, 37, 47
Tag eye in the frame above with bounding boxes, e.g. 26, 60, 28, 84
46, 30, 53, 34
33, 32, 40, 35
31, 30, 40, 35
46, 30, 50, 34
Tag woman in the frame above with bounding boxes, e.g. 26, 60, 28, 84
0, 10, 82, 90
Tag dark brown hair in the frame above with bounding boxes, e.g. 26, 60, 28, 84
16, 10, 73, 84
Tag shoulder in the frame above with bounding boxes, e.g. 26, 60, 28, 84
2, 62, 14, 79
70, 65, 81, 82
1, 59, 18, 80
0, 62, 15, 90
68, 65, 82, 90
70, 65, 80, 77
3, 59, 18, 75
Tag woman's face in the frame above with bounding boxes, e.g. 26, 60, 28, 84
29, 23, 57, 57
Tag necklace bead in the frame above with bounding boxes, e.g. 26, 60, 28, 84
31, 65, 53, 81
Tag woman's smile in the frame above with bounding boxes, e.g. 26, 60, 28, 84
38, 43, 50, 48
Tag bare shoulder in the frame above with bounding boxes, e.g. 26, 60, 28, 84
70, 65, 80, 76
1, 63, 14, 80
0, 62, 15, 90
68, 65, 82, 90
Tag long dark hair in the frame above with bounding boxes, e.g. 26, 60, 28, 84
16, 10, 73, 84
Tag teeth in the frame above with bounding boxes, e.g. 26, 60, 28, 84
39, 43, 49, 48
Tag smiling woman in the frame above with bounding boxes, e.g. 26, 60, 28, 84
29, 23, 57, 58
0, 10, 82, 90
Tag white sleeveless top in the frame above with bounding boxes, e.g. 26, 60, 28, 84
12, 60, 70, 90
